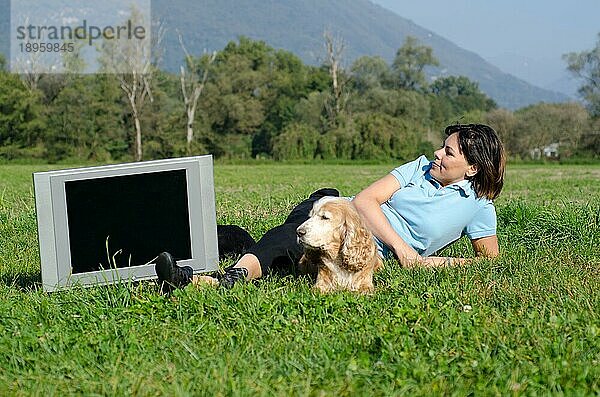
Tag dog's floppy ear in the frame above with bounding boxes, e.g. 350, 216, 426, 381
340, 206, 377, 272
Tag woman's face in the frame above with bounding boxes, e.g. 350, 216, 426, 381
430, 132, 478, 186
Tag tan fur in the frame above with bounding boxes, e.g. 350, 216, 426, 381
297, 197, 383, 293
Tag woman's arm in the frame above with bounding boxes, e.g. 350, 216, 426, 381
415, 236, 499, 268
353, 174, 500, 268
352, 174, 423, 266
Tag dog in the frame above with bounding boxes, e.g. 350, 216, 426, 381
296, 197, 383, 293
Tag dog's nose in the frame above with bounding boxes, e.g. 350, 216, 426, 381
296, 226, 306, 237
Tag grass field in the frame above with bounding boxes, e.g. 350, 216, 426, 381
0, 162, 599, 395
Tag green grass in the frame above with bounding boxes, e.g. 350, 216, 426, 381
0, 162, 599, 396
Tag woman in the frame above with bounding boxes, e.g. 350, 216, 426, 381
155, 123, 505, 291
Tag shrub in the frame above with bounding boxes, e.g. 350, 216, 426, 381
352, 113, 421, 161
316, 116, 358, 160
272, 123, 320, 160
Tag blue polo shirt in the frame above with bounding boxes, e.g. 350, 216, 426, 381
375, 155, 496, 257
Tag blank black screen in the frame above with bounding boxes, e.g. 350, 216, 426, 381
65, 170, 192, 273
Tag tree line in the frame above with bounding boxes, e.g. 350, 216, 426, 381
1, 33, 599, 163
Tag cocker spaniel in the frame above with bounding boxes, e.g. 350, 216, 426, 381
296, 197, 383, 293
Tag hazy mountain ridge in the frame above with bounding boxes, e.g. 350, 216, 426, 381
0, 0, 571, 109
152, 0, 569, 110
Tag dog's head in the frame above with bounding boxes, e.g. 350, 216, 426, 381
297, 197, 383, 290
296, 197, 350, 254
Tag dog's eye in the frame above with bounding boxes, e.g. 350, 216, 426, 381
320, 214, 330, 220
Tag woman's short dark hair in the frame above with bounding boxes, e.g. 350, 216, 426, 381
445, 123, 506, 200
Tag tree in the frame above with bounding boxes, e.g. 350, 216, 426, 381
563, 33, 600, 117
12, 17, 50, 91
0, 70, 45, 157
252, 49, 319, 156
178, 32, 216, 154
513, 102, 589, 158
139, 70, 188, 159
197, 37, 322, 157
349, 56, 389, 93
580, 118, 600, 156
292, 91, 330, 132
200, 37, 270, 141
391, 36, 439, 91
62, 39, 87, 74
45, 75, 125, 161
484, 109, 518, 157
99, 8, 163, 161
429, 75, 496, 123
272, 123, 320, 160
323, 30, 350, 126
348, 87, 431, 126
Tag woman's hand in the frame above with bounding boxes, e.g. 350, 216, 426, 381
416, 256, 470, 267
413, 236, 499, 267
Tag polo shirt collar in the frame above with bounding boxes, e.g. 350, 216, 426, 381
425, 169, 473, 197
452, 179, 473, 197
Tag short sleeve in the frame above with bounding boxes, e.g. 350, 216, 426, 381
389, 155, 430, 188
463, 201, 497, 239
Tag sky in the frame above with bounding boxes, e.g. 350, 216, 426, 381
372, 0, 599, 97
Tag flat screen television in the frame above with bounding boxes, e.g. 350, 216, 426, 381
33, 155, 219, 292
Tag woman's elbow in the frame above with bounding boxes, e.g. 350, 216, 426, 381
472, 235, 500, 258
352, 192, 365, 206
351, 192, 378, 214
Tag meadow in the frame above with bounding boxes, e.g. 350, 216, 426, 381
0, 162, 598, 396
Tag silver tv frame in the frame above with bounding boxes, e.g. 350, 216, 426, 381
33, 155, 219, 292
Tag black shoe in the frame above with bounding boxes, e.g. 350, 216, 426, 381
155, 252, 193, 292
219, 265, 248, 289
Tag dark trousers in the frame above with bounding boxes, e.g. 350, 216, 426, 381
217, 188, 340, 276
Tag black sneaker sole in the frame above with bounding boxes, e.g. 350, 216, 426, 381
219, 266, 248, 289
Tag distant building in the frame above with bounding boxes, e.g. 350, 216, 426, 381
543, 143, 560, 159
530, 143, 560, 160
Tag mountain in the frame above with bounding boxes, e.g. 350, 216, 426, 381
544, 76, 579, 99
485, 52, 578, 100
1, 0, 570, 110
152, 0, 570, 110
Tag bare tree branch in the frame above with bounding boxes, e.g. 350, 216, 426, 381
323, 29, 348, 127
178, 30, 216, 154
101, 9, 164, 161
